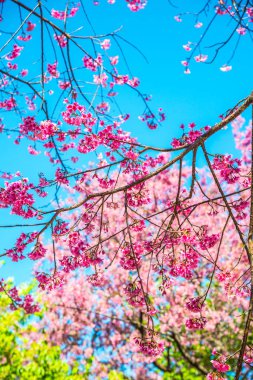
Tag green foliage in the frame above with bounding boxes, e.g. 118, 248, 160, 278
108, 370, 129, 380
162, 367, 204, 380
152, 341, 209, 379
0, 283, 86, 380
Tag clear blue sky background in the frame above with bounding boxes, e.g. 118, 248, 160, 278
0, 0, 252, 284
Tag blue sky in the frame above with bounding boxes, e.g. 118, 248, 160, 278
0, 0, 252, 283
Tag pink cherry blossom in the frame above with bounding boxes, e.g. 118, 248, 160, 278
28, 146, 41, 155
133, 336, 164, 357
174, 15, 182, 22
194, 21, 203, 28
47, 62, 60, 78
5, 44, 23, 60
184, 68, 191, 74
93, 73, 108, 87
110, 56, 119, 65
220, 64, 232, 72
51, 5, 79, 20
54, 34, 67, 47
185, 316, 207, 330
185, 297, 204, 312
211, 360, 230, 373
83, 55, 102, 71
26, 21, 36, 31
126, 0, 147, 12
181, 60, 189, 67
183, 42, 192, 51
194, 54, 208, 63
58, 80, 71, 90
100, 39, 111, 50
21, 69, 28, 77
0, 179, 36, 218
236, 26, 247, 35
17, 34, 32, 42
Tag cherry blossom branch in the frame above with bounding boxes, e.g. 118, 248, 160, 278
234, 104, 253, 379
0, 3, 39, 54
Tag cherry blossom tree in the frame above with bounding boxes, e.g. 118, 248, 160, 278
0, 1, 252, 379
32, 119, 253, 379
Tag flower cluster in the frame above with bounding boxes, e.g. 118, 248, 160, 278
59, 80, 71, 90
58, 232, 104, 273
77, 126, 115, 154
83, 55, 102, 71
244, 349, 253, 364
62, 102, 97, 127
0, 281, 39, 314
185, 316, 207, 330
0, 179, 35, 218
125, 150, 139, 160
55, 168, 69, 185
54, 34, 67, 47
87, 273, 106, 287
7, 62, 18, 70
93, 72, 108, 87
36, 272, 66, 291
212, 155, 241, 184
25, 95, 36, 111
185, 297, 204, 313
5, 44, 23, 60
138, 110, 158, 129
53, 221, 69, 237
232, 198, 248, 220
39, 120, 58, 139
171, 126, 211, 148
6, 232, 37, 262
17, 34, 32, 42
19, 117, 58, 140
47, 62, 60, 78
215, 5, 233, 15
128, 77, 140, 88
167, 247, 199, 280
96, 101, 110, 114
133, 336, 164, 357
126, 185, 151, 207
220, 64, 232, 72
28, 242, 47, 260
194, 54, 208, 63
100, 39, 111, 50
123, 281, 146, 307
0, 96, 16, 110
199, 231, 220, 250
131, 219, 145, 232
120, 243, 142, 270
211, 355, 230, 373
51, 5, 80, 20
26, 21, 36, 31
236, 26, 247, 35
97, 176, 115, 189
126, 0, 147, 12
